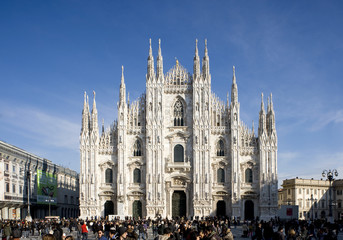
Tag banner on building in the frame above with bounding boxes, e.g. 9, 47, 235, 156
37, 169, 57, 205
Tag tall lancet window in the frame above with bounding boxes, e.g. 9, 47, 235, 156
217, 168, 225, 183
133, 140, 142, 156
133, 168, 141, 183
217, 140, 225, 156
174, 99, 184, 126
105, 168, 113, 183
245, 168, 253, 183
174, 144, 184, 162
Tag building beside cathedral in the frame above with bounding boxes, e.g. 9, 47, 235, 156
0, 140, 79, 220
80, 39, 278, 220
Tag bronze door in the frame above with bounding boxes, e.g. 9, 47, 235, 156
244, 200, 254, 220
132, 200, 142, 219
216, 200, 226, 217
104, 201, 114, 217
172, 191, 186, 217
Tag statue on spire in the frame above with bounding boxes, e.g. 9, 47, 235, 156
193, 39, 200, 78
147, 38, 154, 80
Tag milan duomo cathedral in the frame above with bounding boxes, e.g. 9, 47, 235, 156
80, 39, 278, 220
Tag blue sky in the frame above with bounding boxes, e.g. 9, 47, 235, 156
1, 1, 343, 186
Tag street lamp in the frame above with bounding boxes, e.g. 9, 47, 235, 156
322, 169, 338, 219
26, 170, 32, 221
49, 195, 52, 216
307, 194, 317, 221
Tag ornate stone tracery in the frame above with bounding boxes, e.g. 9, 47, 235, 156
165, 62, 192, 86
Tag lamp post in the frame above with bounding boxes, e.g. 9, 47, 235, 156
48, 195, 51, 216
322, 169, 338, 220
308, 194, 317, 221
26, 170, 32, 221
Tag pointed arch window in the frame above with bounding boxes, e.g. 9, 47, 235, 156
133, 140, 142, 156
105, 168, 113, 183
174, 144, 184, 162
174, 100, 184, 126
217, 168, 225, 183
217, 140, 225, 156
137, 114, 141, 126
133, 168, 141, 183
245, 168, 253, 183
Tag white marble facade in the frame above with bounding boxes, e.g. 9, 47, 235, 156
79, 39, 278, 220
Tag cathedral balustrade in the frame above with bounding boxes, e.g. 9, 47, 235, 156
164, 85, 192, 94
166, 161, 191, 173
127, 126, 144, 135
100, 183, 114, 190
128, 183, 145, 189
98, 146, 115, 155
240, 147, 257, 155
211, 126, 227, 135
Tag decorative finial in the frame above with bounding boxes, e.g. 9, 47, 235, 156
268, 95, 270, 106
158, 38, 162, 56
261, 92, 265, 111
175, 57, 179, 66
232, 66, 236, 84
204, 39, 208, 56
83, 91, 87, 109
149, 38, 152, 56
93, 90, 96, 98
195, 39, 199, 55
121, 65, 125, 85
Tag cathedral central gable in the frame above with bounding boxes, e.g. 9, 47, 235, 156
165, 61, 192, 86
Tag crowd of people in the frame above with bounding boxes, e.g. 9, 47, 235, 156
0, 217, 342, 240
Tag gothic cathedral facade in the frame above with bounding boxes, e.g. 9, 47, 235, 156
79, 39, 278, 220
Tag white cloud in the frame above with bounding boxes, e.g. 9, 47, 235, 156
278, 151, 300, 164
0, 102, 80, 151
309, 109, 343, 131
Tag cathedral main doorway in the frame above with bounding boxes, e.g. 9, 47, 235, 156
172, 191, 186, 217
216, 201, 226, 217
132, 200, 142, 219
244, 200, 254, 220
104, 201, 114, 218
